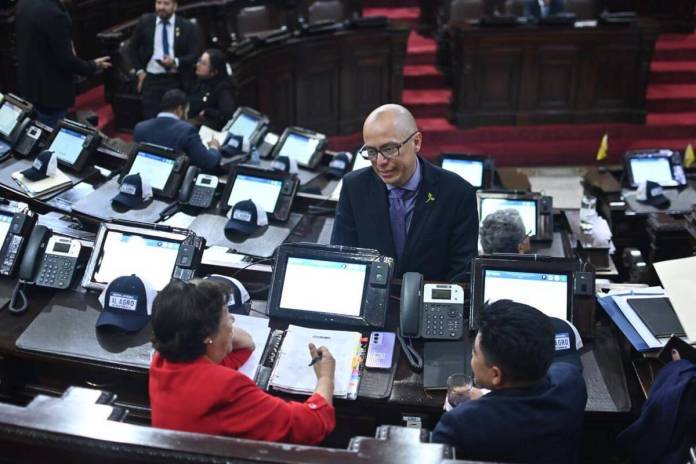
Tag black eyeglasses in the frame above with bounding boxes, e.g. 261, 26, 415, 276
358, 131, 419, 161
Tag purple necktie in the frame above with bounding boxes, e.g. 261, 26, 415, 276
389, 188, 408, 261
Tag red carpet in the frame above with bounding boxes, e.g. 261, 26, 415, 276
76, 4, 696, 166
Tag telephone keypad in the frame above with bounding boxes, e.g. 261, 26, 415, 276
188, 187, 215, 209
422, 304, 463, 340
36, 255, 77, 289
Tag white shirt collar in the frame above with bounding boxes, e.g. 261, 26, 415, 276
157, 13, 176, 26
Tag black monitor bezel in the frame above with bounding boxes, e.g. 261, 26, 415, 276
470, 256, 576, 329
220, 164, 291, 218
45, 120, 97, 172
439, 153, 493, 189
268, 245, 379, 327
0, 94, 32, 144
477, 191, 541, 240
624, 149, 684, 189
121, 143, 187, 199
81, 221, 189, 292
270, 126, 327, 170
224, 106, 269, 147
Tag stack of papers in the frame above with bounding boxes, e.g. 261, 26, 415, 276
269, 325, 363, 398
11, 169, 72, 199
199, 125, 227, 146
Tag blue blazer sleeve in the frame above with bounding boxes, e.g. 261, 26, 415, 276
331, 178, 358, 247
447, 185, 479, 282
182, 125, 221, 170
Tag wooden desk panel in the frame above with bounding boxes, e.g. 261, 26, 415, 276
448, 22, 658, 128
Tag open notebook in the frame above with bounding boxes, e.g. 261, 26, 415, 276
269, 325, 363, 398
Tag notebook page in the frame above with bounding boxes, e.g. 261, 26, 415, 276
270, 325, 361, 397
233, 314, 271, 380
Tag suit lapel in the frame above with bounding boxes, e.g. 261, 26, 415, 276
402, 160, 440, 265
366, 171, 396, 260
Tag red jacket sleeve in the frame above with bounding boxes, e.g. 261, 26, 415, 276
218, 375, 336, 445
220, 349, 252, 370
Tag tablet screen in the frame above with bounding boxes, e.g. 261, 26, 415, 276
442, 158, 484, 187
0, 213, 13, 246
480, 198, 537, 236
227, 113, 259, 141
93, 230, 181, 290
483, 269, 569, 320
128, 151, 177, 191
630, 156, 676, 187
279, 258, 367, 317
0, 102, 22, 138
48, 127, 87, 165
227, 174, 283, 213
277, 132, 319, 166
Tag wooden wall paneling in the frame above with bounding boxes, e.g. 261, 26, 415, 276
294, 40, 341, 134
527, 44, 581, 124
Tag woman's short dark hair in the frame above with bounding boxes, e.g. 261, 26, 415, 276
478, 299, 555, 384
205, 48, 227, 77
151, 279, 229, 362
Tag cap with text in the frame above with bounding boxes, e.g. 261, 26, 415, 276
204, 274, 251, 314
112, 173, 153, 209
225, 199, 268, 235
21, 150, 58, 181
271, 155, 298, 174
96, 274, 158, 332
636, 180, 670, 209
550, 317, 583, 369
326, 152, 353, 178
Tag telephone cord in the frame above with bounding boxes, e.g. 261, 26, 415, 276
8, 281, 29, 314
397, 329, 423, 372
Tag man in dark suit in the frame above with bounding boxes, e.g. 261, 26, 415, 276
15, 0, 111, 127
129, 0, 202, 119
134, 89, 221, 170
331, 104, 478, 282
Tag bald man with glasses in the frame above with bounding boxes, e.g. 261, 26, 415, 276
331, 104, 478, 282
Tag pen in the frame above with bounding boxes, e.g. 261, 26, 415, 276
308, 354, 322, 367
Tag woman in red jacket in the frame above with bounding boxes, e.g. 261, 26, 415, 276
149, 279, 336, 444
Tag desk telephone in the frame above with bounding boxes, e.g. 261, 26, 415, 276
400, 273, 466, 340
178, 166, 218, 209
14, 125, 43, 158
0, 211, 38, 277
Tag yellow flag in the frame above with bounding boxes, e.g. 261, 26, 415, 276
596, 134, 608, 161
685, 143, 695, 168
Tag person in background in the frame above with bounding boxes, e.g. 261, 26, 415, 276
149, 279, 336, 444
15, 0, 111, 127
129, 0, 202, 119
432, 300, 587, 463
479, 209, 531, 255
133, 89, 221, 169
524, 0, 565, 18
189, 49, 236, 130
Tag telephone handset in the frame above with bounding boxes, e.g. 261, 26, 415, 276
400, 272, 465, 340
0, 211, 38, 277
9, 226, 81, 314
178, 166, 218, 209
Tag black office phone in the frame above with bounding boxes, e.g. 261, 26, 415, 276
17, 226, 81, 289
178, 166, 219, 209
0, 210, 38, 277
121, 143, 189, 199
400, 272, 465, 340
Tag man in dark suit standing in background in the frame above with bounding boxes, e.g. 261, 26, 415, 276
331, 104, 478, 282
133, 89, 221, 170
129, 0, 202, 119
15, 0, 112, 127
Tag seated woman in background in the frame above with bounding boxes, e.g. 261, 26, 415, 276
149, 279, 336, 445
479, 209, 531, 255
189, 49, 236, 130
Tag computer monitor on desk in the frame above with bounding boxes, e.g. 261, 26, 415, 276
625, 149, 687, 188
223, 107, 269, 147
478, 191, 554, 241
267, 243, 394, 328
440, 154, 494, 189
271, 127, 327, 170
0, 94, 32, 150
469, 256, 584, 329
82, 222, 200, 291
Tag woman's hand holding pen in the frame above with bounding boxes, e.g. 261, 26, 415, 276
309, 343, 335, 405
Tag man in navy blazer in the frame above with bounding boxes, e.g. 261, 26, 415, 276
134, 89, 221, 170
331, 104, 478, 282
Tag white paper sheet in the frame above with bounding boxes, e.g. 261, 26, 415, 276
269, 325, 361, 397
199, 125, 227, 146
654, 256, 696, 341
232, 314, 271, 380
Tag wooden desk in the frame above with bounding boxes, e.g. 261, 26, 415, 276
447, 21, 658, 128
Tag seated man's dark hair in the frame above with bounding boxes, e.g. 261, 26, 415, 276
478, 299, 555, 384
151, 279, 229, 362
159, 89, 188, 113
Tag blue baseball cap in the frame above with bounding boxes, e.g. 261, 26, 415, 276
112, 173, 153, 209
225, 199, 268, 235
550, 317, 583, 369
96, 275, 157, 333
21, 150, 58, 181
204, 274, 251, 314
326, 152, 352, 178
